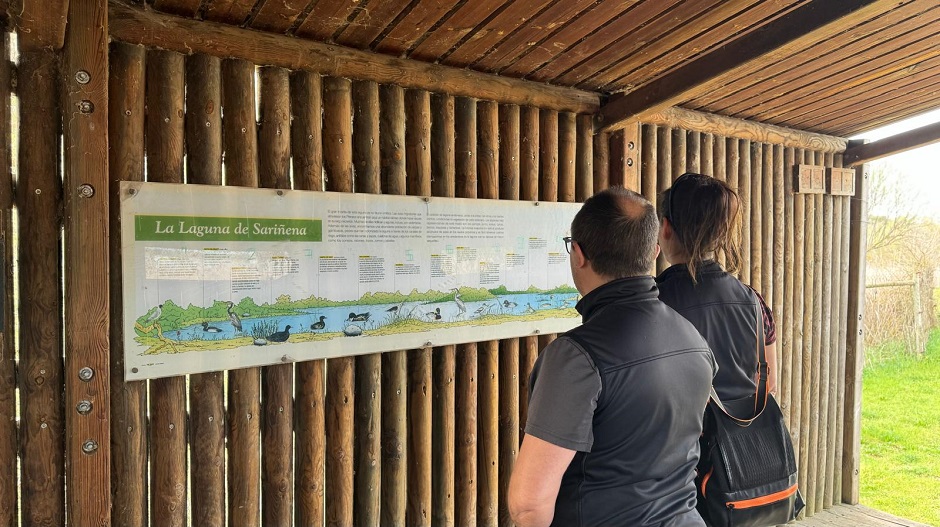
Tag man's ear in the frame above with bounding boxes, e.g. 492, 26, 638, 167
654, 243, 661, 259
573, 243, 590, 269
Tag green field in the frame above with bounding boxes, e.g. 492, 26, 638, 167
860, 328, 940, 526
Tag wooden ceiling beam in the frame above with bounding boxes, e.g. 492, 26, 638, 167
108, 1, 600, 114
12, 0, 69, 51
596, 0, 900, 133
843, 120, 940, 167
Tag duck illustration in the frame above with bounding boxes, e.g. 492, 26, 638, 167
348, 312, 370, 322
310, 316, 326, 330
227, 301, 243, 333
343, 324, 363, 337
202, 321, 222, 333
502, 300, 517, 309
424, 307, 442, 321
523, 303, 536, 314
267, 325, 292, 343
142, 304, 163, 325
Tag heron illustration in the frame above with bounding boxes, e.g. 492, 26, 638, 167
227, 301, 243, 333
452, 288, 466, 315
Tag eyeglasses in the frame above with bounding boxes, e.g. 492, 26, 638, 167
562, 236, 589, 259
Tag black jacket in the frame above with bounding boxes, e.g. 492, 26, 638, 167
548, 276, 716, 527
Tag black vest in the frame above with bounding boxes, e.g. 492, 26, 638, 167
550, 277, 715, 527
656, 261, 761, 403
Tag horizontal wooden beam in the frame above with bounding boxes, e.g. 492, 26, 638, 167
13, 0, 70, 51
107, 1, 601, 114
843, 121, 940, 166
637, 106, 847, 154
596, 0, 895, 132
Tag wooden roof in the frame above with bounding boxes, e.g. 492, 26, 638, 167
111, 0, 940, 136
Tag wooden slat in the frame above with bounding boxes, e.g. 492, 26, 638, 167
781, 146, 796, 428
738, 140, 751, 285
13, 0, 68, 51
799, 150, 817, 515
406, 89, 433, 197
816, 185, 834, 512
186, 53, 226, 527
687, 130, 701, 173
291, 70, 325, 527
109, 3, 601, 114
842, 156, 867, 505
597, 0, 897, 131
499, 104, 521, 201
257, 66, 294, 526
826, 162, 844, 509
520, 107, 540, 202
336, 0, 412, 49
454, 98, 478, 527
352, 79, 382, 527
380, 85, 408, 527
63, 2, 112, 519
17, 49, 65, 527
144, 49, 188, 527
477, 101, 500, 527
834, 172, 851, 504
431, 94, 456, 527
222, 57, 261, 527
656, 126, 675, 274
202, 0, 255, 25
762, 144, 774, 321
295, 0, 360, 41
0, 25, 13, 527
558, 113, 576, 203
442, 0, 555, 68
771, 145, 785, 404
323, 76, 356, 527
409, 1, 504, 62
750, 143, 763, 293
152, 0, 201, 17
249, 0, 309, 34
373, 0, 454, 54
640, 124, 657, 275
500, 1, 638, 78
576, 114, 594, 202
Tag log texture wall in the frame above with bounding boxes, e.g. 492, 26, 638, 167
0, 33, 856, 527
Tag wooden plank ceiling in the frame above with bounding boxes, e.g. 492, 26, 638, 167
128, 0, 939, 137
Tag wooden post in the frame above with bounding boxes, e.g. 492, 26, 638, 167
686, 130, 700, 173
0, 26, 13, 527
750, 143, 763, 294
738, 140, 751, 284
815, 172, 834, 512
657, 125, 673, 273
406, 88, 433, 527
558, 112, 576, 203
258, 66, 294, 526
762, 144, 774, 308
576, 114, 593, 201
290, 70, 326, 527
381, 83, 408, 527
323, 76, 356, 527
454, 97, 478, 527
609, 130, 626, 189
781, 146, 796, 428
834, 156, 852, 503
222, 57, 261, 527
799, 149, 817, 515
519, 107, 540, 443
17, 48, 65, 527
431, 92, 456, 527
826, 157, 845, 508
809, 152, 825, 515
539, 110, 559, 203
593, 131, 610, 193
913, 273, 924, 354
477, 100, 500, 527
185, 52, 226, 527
790, 149, 806, 463
352, 79, 382, 527
702, 133, 715, 179
672, 127, 686, 177
640, 124, 658, 274
726, 138, 740, 273
843, 158, 869, 504
498, 103, 521, 527
63, 1, 111, 522
145, 49, 188, 527
713, 136, 727, 268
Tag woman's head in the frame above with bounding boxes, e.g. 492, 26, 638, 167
658, 172, 741, 278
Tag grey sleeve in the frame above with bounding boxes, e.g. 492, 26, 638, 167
524, 337, 602, 452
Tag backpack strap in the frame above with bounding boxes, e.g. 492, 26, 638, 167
708, 291, 769, 427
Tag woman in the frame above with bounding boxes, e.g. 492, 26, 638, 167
655, 172, 776, 414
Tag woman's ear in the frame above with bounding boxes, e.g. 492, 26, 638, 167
660, 217, 673, 241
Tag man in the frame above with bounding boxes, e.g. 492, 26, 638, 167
508, 187, 717, 527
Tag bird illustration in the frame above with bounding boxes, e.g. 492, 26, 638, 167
227, 301, 243, 333
539, 302, 552, 309
524, 303, 536, 314
142, 304, 163, 325
474, 304, 493, 316
424, 307, 442, 321
310, 316, 326, 330
343, 324, 363, 337
202, 321, 222, 333
267, 325, 292, 343
452, 288, 466, 315
502, 299, 518, 309
386, 304, 400, 313
348, 312, 371, 322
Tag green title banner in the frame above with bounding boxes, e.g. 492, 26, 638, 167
135, 215, 322, 242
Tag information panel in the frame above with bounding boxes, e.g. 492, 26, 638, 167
121, 181, 583, 380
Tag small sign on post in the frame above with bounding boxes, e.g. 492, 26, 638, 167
794, 164, 826, 194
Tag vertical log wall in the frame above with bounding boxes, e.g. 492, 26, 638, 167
1, 35, 856, 526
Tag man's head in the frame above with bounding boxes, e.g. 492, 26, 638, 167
568, 187, 659, 292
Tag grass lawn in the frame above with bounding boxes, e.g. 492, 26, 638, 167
860, 328, 940, 526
